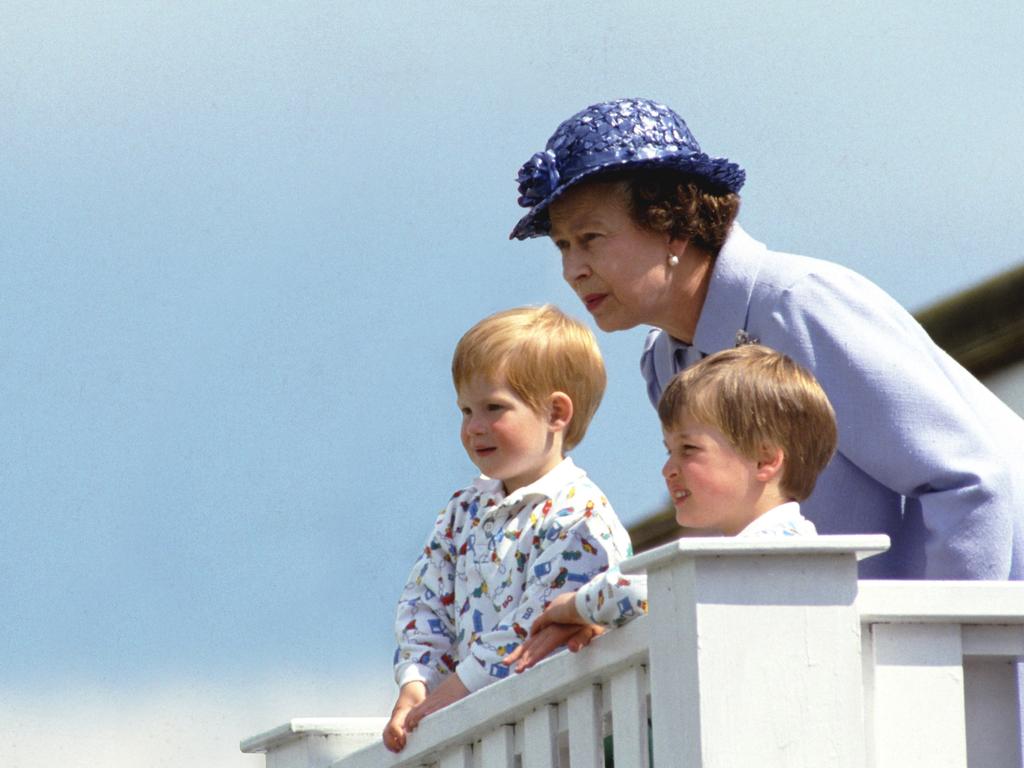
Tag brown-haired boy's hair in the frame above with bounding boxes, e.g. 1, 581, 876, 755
657, 345, 837, 500
452, 305, 606, 451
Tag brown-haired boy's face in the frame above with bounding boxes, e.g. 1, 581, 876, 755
661, 415, 762, 536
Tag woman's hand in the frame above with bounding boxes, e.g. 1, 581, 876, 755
403, 674, 471, 733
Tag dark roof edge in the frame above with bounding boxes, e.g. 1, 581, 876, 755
915, 263, 1024, 377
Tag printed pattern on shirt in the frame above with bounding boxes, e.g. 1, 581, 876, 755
393, 462, 631, 692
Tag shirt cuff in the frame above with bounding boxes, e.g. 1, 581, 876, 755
455, 654, 501, 693
575, 571, 608, 625
396, 662, 439, 692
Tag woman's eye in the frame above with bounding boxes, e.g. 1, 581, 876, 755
487, 403, 504, 412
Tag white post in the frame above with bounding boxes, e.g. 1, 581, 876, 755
609, 665, 649, 768
869, 623, 967, 768
439, 743, 474, 768
964, 656, 1023, 768
567, 684, 604, 768
522, 704, 559, 767
624, 535, 888, 768
479, 724, 515, 768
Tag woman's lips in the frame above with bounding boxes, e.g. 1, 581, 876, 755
475, 447, 496, 456
583, 293, 607, 311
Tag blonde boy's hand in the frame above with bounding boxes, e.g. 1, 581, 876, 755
383, 681, 426, 753
404, 673, 470, 732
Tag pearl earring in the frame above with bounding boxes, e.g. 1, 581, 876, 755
667, 253, 679, 267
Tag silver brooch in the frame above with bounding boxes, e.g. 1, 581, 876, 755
735, 329, 759, 347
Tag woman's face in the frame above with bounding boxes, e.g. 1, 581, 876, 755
548, 181, 710, 339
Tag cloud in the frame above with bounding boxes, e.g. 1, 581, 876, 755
0, 676, 394, 768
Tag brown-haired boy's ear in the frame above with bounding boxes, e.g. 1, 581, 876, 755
547, 392, 574, 433
755, 445, 785, 483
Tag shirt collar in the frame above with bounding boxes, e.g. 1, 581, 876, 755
472, 456, 586, 510
737, 501, 803, 536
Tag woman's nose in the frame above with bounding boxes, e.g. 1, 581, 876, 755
561, 248, 590, 283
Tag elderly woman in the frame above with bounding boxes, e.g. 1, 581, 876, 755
509, 98, 1023, 582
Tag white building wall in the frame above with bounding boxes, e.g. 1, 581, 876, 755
984, 361, 1024, 417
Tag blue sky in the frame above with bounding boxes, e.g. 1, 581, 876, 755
2, 2, 1022, 765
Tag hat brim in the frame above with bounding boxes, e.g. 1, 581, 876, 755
509, 153, 745, 241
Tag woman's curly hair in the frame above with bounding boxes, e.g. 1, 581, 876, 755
603, 168, 741, 252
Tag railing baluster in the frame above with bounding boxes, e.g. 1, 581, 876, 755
439, 743, 474, 768
868, 623, 966, 768
610, 665, 649, 768
522, 704, 559, 767
862, 625, 878, 768
479, 724, 515, 768
964, 657, 1024, 768
567, 684, 603, 768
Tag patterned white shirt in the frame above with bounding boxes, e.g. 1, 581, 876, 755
394, 457, 632, 692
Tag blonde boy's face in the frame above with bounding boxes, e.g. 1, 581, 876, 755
457, 373, 564, 494
661, 415, 763, 536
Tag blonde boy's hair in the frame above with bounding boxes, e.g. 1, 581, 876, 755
452, 305, 606, 451
657, 345, 837, 501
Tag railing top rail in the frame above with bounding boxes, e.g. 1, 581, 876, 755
622, 534, 891, 574
333, 617, 650, 768
857, 579, 1024, 623
241, 718, 387, 754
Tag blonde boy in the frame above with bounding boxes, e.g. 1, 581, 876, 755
506, 344, 838, 671
384, 305, 631, 752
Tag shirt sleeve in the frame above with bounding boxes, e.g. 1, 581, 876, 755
393, 501, 460, 691
455, 488, 631, 692
574, 566, 648, 627
767, 268, 1021, 578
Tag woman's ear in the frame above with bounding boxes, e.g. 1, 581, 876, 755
755, 444, 785, 483
547, 392, 574, 432
668, 235, 691, 258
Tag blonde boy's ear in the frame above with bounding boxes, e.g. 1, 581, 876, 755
755, 444, 785, 483
547, 392, 574, 433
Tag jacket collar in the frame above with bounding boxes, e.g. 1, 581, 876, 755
691, 223, 766, 356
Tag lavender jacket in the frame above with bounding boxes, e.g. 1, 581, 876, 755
642, 224, 1024, 579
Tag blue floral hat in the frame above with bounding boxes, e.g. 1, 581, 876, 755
510, 98, 745, 240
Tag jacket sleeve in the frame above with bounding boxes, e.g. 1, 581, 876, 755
765, 267, 1022, 578
455, 488, 631, 692
574, 566, 648, 627
393, 501, 460, 691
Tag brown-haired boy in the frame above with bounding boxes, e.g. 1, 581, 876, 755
506, 344, 838, 671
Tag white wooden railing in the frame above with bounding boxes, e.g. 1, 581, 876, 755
241, 537, 1024, 768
